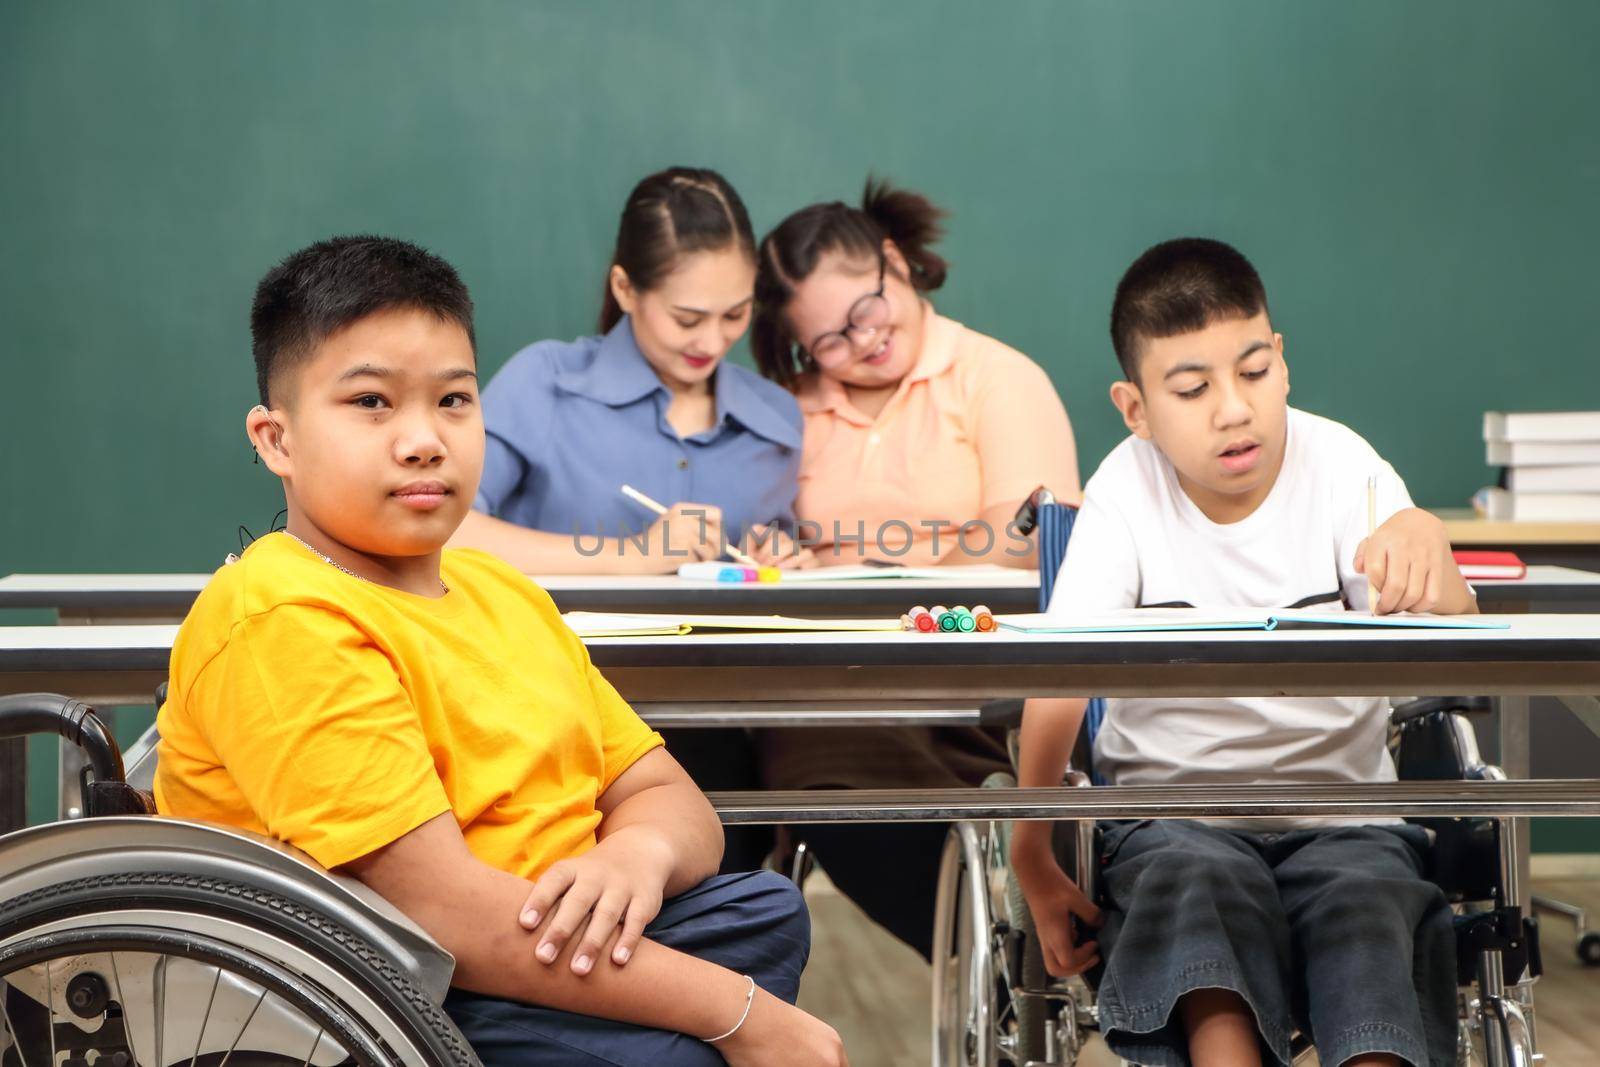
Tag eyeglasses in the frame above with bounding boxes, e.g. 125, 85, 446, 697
807, 255, 890, 367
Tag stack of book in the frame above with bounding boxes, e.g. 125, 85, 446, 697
1477, 411, 1600, 521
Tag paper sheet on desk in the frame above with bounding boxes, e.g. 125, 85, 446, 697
998, 607, 1510, 634
563, 612, 905, 638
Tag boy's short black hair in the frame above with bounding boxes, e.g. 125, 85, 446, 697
1110, 238, 1269, 383
251, 236, 475, 406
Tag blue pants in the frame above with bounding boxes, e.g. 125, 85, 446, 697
1094, 821, 1456, 1067
443, 870, 810, 1066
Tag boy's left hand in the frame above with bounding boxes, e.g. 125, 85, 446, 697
518, 826, 675, 974
1355, 507, 1458, 615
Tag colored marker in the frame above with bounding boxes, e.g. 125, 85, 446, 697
904, 605, 937, 632
954, 608, 977, 633
938, 606, 961, 632
972, 604, 996, 632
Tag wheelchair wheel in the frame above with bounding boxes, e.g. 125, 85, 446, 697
933, 822, 997, 1067
1466, 991, 1535, 1067
932, 817, 1054, 1066
0, 870, 480, 1067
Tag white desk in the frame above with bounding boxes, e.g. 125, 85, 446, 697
8, 565, 1600, 624
4, 618, 1598, 905
3, 615, 1600, 704
0, 566, 1046, 623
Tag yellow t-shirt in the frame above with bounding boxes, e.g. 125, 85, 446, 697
154, 532, 663, 877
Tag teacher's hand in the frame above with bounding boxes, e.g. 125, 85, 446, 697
647, 503, 726, 568
743, 524, 818, 569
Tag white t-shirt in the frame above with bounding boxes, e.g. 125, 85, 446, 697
1047, 408, 1414, 828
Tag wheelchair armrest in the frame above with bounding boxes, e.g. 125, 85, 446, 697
1395, 707, 1511, 903
1390, 695, 1491, 726
981, 699, 1025, 729
0, 816, 459, 1003
1395, 709, 1494, 781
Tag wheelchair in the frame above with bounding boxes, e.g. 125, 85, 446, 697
0, 692, 482, 1067
932, 495, 1544, 1067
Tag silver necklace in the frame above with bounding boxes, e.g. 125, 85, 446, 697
283, 531, 449, 595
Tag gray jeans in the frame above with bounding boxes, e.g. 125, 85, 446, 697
1094, 820, 1456, 1067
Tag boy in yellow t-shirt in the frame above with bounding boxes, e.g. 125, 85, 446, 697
155, 236, 846, 1067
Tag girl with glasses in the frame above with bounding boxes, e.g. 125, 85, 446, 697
748, 179, 1082, 958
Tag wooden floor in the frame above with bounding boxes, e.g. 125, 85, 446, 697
798, 870, 1600, 1066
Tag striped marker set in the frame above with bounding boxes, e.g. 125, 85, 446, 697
677, 562, 783, 583
900, 604, 996, 633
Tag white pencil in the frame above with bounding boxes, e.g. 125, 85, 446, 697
1367, 475, 1379, 614
619, 484, 763, 569
620, 483, 667, 517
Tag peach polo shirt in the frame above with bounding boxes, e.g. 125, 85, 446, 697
794, 304, 1079, 566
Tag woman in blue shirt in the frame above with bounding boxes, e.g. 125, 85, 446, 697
452, 167, 806, 872
453, 167, 809, 573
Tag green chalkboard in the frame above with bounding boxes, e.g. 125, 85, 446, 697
4, 3, 1598, 833
4, 0, 1598, 577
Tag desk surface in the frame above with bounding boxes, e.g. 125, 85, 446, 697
1435, 508, 1600, 546
5, 614, 1599, 703
0, 565, 1044, 618
4, 564, 1598, 619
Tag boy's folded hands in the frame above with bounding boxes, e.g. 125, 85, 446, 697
1010, 834, 1104, 979
518, 825, 676, 975
515, 828, 850, 1065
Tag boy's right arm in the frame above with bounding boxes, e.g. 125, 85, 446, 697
343, 813, 846, 1067
1010, 698, 1102, 978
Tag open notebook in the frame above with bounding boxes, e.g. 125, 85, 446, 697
563, 612, 906, 638
998, 607, 1511, 634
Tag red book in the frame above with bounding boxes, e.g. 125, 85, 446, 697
1453, 550, 1527, 580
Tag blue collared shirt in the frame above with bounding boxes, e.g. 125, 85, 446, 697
474, 316, 803, 542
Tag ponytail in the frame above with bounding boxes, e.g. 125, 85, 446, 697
751, 176, 951, 389
859, 177, 948, 291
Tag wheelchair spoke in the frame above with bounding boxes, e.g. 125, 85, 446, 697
153, 954, 168, 1067
42, 959, 58, 1067
216, 986, 268, 1067
190, 965, 222, 1067
300, 1026, 325, 1067
109, 951, 142, 1067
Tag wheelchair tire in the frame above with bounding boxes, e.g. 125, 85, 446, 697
1001, 860, 1050, 1062
0, 870, 480, 1067
1578, 932, 1600, 967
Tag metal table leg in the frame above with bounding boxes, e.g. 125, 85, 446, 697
1494, 696, 1532, 906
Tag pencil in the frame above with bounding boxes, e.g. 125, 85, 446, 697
619, 483, 763, 569
1367, 475, 1378, 614
620, 483, 667, 516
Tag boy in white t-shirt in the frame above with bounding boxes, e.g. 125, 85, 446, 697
1012, 238, 1476, 1067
